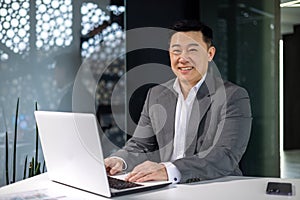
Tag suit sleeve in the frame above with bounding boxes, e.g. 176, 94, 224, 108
173, 86, 252, 183
111, 88, 160, 171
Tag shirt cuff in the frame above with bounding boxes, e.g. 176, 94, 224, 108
109, 156, 127, 171
161, 162, 181, 183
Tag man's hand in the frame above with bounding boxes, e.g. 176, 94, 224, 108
104, 157, 124, 175
125, 161, 168, 182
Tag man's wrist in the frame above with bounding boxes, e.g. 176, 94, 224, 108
109, 156, 127, 171
161, 162, 181, 183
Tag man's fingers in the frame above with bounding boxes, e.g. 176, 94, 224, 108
104, 158, 123, 175
125, 171, 139, 181
109, 161, 122, 175
128, 171, 163, 182
125, 164, 149, 181
126, 171, 149, 182
135, 173, 157, 182
125, 161, 168, 182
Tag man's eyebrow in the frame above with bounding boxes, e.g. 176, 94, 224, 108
170, 43, 200, 48
187, 43, 200, 47
170, 44, 181, 48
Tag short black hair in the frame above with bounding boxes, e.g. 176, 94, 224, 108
169, 19, 213, 46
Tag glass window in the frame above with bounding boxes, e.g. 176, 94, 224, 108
0, 0, 125, 186
200, 0, 280, 177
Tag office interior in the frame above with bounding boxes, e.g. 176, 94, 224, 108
0, 0, 299, 187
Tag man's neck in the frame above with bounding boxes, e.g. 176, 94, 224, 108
179, 81, 197, 99
178, 74, 207, 99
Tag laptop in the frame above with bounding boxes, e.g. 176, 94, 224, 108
34, 111, 171, 197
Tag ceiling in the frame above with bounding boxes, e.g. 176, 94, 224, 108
280, 0, 300, 35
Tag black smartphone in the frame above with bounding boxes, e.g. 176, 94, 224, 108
266, 182, 292, 196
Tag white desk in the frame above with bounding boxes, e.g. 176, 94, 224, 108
0, 173, 299, 200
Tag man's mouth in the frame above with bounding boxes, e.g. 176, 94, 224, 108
178, 66, 194, 71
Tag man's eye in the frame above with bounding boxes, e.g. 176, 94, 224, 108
189, 49, 198, 52
172, 50, 181, 54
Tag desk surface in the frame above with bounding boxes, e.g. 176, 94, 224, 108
0, 173, 300, 200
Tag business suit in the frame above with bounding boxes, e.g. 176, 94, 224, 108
113, 67, 252, 183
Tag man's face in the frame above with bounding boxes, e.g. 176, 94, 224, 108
169, 31, 215, 87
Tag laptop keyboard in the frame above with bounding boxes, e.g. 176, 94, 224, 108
108, 176, 143, 190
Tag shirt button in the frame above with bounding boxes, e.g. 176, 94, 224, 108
174, 177, 177, 182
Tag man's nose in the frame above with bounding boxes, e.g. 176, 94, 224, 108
178, 54, 189, 63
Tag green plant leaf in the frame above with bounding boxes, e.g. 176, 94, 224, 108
35, 162, 41, 175
42, 160, 46, 173
23, 155, 28, 179
29, 157, 34, 178
35, 102, 39, 171
5, 131, 9, 185
12, 97, 19, 183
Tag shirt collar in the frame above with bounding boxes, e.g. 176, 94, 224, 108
173, 73, 207, 95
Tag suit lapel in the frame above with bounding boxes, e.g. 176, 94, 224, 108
156, 72, 217, 160
184, 89, 210, 156
185, 73, 216, 156
156, 89, 177, 162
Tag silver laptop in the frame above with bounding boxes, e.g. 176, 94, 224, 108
34, 111, 171, 197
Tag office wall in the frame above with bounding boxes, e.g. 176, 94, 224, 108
283, 25, 300, 150
126, 0, 280, 177
125, 0, 200, 134
200, 0, 280, 177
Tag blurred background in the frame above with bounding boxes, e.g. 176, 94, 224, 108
0, 0, 299, 186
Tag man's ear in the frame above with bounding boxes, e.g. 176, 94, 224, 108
208, 46, 216, 62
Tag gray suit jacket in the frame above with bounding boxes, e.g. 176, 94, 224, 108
113, 69, 252, 183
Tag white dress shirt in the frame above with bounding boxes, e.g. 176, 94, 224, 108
116, 74, 206, 183
162, 74, 207, 183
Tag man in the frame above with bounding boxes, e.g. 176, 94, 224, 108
105, 20, 252, 183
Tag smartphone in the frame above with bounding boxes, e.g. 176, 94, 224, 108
266, 182, 292, 196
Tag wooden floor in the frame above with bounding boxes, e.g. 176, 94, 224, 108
281, 149, 300, 178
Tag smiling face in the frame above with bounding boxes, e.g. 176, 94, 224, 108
169, 31, 215, 88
